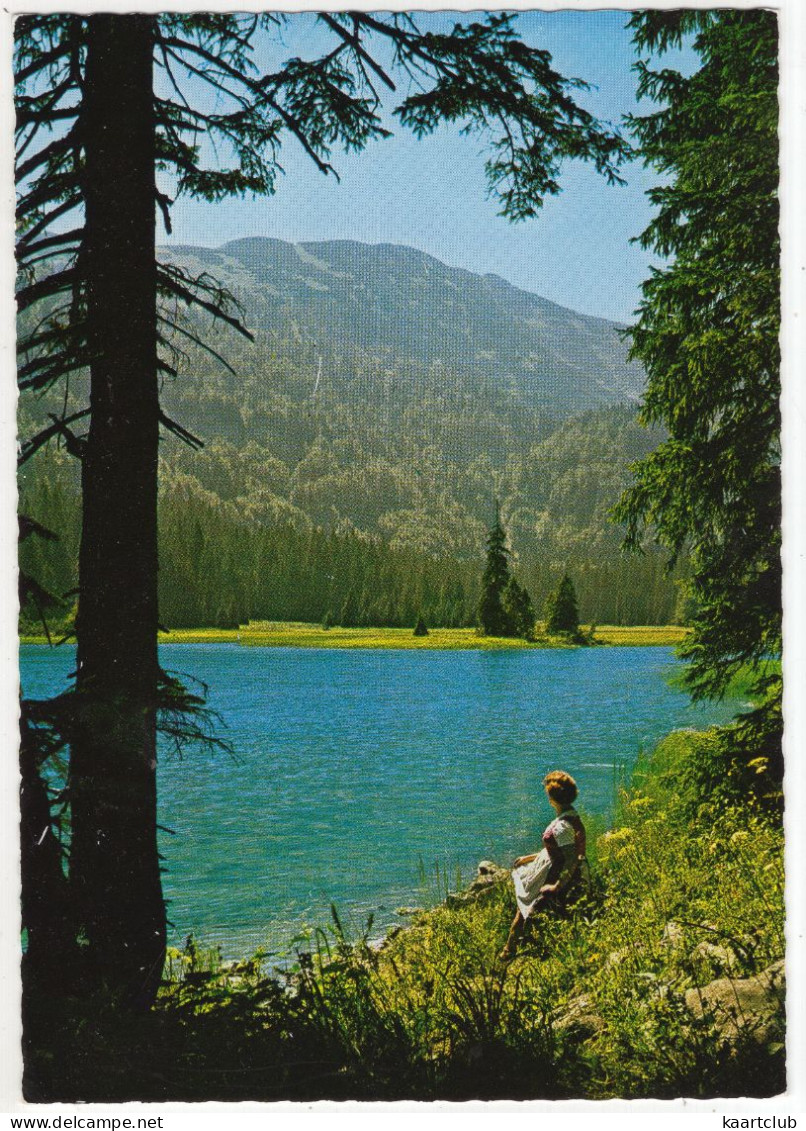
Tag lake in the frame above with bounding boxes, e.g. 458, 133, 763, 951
20, 643, 743, 959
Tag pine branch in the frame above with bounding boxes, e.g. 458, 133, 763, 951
318, 13, 397, 94
157, 264, 254, 340
157, 314, 239, 375
16, 123, 81, 184
14, 40, 73, 87
18, 409, 90, 467
158, 411, 205, 451
17, 195, 83, 249
16, 227, 83, 262
17, 349, 89, 391
19, 514, 59, 542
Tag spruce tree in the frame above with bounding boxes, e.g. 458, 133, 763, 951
503, 577, 536, 641
546, 573, 580, 636
339, 589, 360, 628
478, 505, 513, 636
614, 11, 780, 701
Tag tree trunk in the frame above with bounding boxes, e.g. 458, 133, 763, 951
69, 14, 164, 1004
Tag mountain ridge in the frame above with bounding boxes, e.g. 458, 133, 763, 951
160, 236, 643, 418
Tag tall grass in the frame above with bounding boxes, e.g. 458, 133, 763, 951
151, 728, 785, 1100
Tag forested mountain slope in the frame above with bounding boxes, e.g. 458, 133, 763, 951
20, 240, 679, 629
161, 237, 643, 418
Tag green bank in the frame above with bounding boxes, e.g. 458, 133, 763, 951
26, 709, 784, 1102
20, 623, 690, 649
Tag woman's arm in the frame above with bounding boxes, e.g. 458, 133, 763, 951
540, 831, 564, 890
572, 816, 587, 862
512, 852, 538, 868
541, 817, 586, 895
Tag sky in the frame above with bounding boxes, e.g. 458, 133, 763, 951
162, 10, 691, 325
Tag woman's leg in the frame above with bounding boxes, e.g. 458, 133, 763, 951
499, 910, 525, 959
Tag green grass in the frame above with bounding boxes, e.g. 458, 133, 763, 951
591, 624, 689, 646
20, 622, 690, 648
237, 622, 553, 649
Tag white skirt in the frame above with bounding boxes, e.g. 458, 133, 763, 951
512, 849, 554, 919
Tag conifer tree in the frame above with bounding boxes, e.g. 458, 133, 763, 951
546, 573, 580, 636
614, 10, 779, 702
478, 505, 513, 636
503, 576, 536, 641
339, 589, 360, 628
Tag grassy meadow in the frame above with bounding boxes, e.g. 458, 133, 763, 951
164, 622, 689, 648
18, 622, 691, 648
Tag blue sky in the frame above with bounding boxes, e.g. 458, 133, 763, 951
162, 10, 692, 325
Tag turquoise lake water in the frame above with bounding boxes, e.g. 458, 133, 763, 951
20, 643, 743, 959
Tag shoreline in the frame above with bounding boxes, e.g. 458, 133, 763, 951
20, 623, 690, 649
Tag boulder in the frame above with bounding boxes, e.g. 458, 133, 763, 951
661, 920, 686, 950
684, 959, 785, 1050
662, 921, 744, 975
445, 860, 510, 907
554, 993, 606, 1041
689, 939, 739, 976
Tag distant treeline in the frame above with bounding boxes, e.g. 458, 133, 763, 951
20, 453, 682, 632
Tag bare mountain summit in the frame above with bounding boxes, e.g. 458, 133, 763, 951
163, 237, 643, 419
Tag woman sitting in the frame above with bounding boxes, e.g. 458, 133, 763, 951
499, 770, 587, 961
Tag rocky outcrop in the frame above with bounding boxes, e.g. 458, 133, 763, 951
685, 959, 785, 1051
445, 860, 510, 908
554, 993, 606, 1041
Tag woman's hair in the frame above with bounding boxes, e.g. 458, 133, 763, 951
543, 770, 578, 806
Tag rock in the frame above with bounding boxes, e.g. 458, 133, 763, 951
555, 993, 606, 1041
684, 959, 785, 1050
445, 891, 474, 908
662, 921, 741, 974
446, 861, 510, 907
603, 947, 631, 971
661, 920, 686, 949
395, 906, 423, 917
690, 939, 739, 975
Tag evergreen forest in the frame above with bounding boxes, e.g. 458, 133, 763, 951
20, 401, 680, 632
19, 236, 679, 635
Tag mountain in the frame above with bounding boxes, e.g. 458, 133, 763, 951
20, 237, 679, 629
161, 237, 644, 419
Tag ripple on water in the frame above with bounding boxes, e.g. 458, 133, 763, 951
20, 643, 741, 958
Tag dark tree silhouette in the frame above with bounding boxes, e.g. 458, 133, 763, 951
67, 17, 163, 1003
503, 577, 536, 641
16, 12, 629, 1011
546, 573, 580, 636
613, 11, 781, 793
614, 11, 780, 700
478, 505, 513, 636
